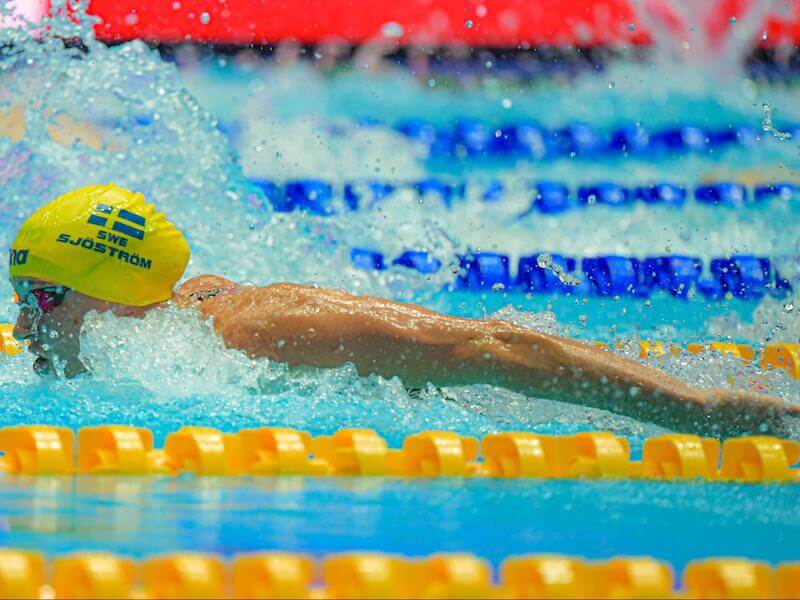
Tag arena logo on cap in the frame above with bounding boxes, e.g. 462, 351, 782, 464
9, 248, 29, 266
87, 203, 146, 241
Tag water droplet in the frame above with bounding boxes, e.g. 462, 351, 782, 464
492, 282, 505, 292
465, 20, 474, 29
784, 302, 794, 313
729, 16, 736, 24
381, 21, 404, 38
762, 30, 768, 41
762, 103, 792, 140
608, 80, 615, 88
476, 5, 487, 17
124, 12, 138, 25
536, 253, 581, 286
428, 78, 436, 87
199, 12, 210, 24
171, 1, 180, 8
628, 23, 636, 31
501, 98, 512, 109
484, 60, 492, 69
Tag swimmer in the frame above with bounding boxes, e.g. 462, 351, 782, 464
9, 184, 799, 437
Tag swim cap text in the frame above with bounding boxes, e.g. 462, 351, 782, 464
56, 233, 152, 270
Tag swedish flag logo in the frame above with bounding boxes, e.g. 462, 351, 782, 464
87, 204, 146, 240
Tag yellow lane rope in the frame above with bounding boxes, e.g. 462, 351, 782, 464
0, 548, 796, 599
0, 425, 797, 482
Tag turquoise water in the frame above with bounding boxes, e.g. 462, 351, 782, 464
1, 476, 798, 571
0, 3, 799, 566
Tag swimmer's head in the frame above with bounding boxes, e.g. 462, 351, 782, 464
9, 184, 190, 377
10, 183, 189, 305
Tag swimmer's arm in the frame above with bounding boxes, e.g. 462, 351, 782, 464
202, 282, 797, 437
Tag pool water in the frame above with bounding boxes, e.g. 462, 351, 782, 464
0, 2, 798, 566
1, 476, 798, 571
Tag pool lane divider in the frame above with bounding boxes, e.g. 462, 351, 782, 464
254, 177, 797, 299
352, 251, 793, 299
0, 548, 797, 599
252, 179, 797, 299
0, 425, 797, 482
236, 120, 800, 162
390, 120, 793, 161
250, 178, 798, 215
2, 325, 799, 380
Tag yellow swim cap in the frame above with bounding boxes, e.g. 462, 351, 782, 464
9, 183, 190, 306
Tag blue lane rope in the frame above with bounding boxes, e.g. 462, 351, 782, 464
222, 120, 797, 161
248, 178, 799, 216
392, 120, 799, 159
350, 249, 793, 300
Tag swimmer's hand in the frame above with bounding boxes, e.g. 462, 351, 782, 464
695, 388, 800, 438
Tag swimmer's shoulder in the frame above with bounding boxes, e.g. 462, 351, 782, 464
173, 276, 315, 306
173, 275, 238, 307
176, 275, 237, 295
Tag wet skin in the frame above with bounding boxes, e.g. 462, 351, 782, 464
12, 275, 800, 438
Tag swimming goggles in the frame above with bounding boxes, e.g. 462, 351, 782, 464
13, 286, 70, 315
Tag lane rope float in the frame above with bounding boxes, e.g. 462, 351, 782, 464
249, 178, 798, 215
0, 425, 797, 482
0, 548, 795, 599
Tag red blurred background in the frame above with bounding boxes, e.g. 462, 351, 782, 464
11, 0, 800, 47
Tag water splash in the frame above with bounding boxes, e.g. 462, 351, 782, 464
489, 305, 561, 336
762, 102, 792, 141
708, 294, 800, 345
536, 252, 581, 287
0, 1, 459, 300
239, 116, 425, 181
632, 0, 789, 75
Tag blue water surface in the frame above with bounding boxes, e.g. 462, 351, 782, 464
1, 475, 798, 569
